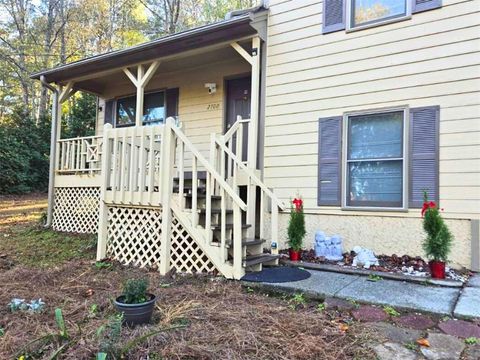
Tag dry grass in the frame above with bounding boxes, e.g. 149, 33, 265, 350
0, 264, 375, 359
0, 194, 376, 359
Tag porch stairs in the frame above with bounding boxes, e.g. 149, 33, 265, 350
173, 175, 279, 275
96, 117, 284, 280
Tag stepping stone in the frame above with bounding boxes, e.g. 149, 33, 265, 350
453, 288, 480, 319
421, 333, 465, 360
336, 276, 459, 315
438, 319, 480, 339
352, 305, 388, 322
373, 342, 418, 360
367, 322, 422, 345
464, 344, 480, 360
324, 297, 356, 311
394, 314, 436, 330
467, 274, 480, 288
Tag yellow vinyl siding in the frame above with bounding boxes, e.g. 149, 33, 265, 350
96, 58, 250, 161
264, 0, 480, 219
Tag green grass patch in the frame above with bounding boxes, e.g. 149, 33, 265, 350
0, 226, 96, 268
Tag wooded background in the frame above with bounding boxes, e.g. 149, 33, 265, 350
0, 0, 257, 193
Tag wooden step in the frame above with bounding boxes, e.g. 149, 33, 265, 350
242, 238, 265, 246
217, 238, 265, 249
242, 254, 279, 267
184, 194, 221, 200
199, 209, 233, 215
174, 171, 207, 181
173, 185, 206, 194
211, 223, 251, 231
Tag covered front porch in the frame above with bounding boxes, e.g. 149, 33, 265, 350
32, 8, 284, 280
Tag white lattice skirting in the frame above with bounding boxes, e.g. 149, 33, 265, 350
106, 205, 218, 274
106, 206, 163, 268
52, 187, 100, 234
171, 214, 218, 274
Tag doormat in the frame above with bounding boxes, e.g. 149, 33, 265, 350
241, 266, 311, 283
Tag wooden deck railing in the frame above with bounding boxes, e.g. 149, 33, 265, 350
56, 135, 103, 174
101, 125, 163, 206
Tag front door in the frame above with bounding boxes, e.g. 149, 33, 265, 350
226, 76, 251, 161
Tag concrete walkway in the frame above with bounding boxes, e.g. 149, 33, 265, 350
248, 270, 480, 318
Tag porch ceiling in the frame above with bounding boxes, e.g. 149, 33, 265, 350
31, 13, 261, 90
71, 42, 252, 96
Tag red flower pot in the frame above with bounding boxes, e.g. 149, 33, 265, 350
429, 260, 446, 279
289, 249, 302, 261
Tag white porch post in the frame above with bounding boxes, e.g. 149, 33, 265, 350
123, 61, 161, 127
230, 36, 262, 239
159, 118, 176, 274
135, 65, 145, 127
41, 78, 76, 228
96, 123, 113, 260
247, 36, 261, 239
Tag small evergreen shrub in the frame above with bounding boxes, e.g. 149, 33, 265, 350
122, 278, 149, 304
422, 191, 453, 262
287, 197, 306, 251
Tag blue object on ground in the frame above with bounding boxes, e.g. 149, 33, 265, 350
241, 266, 311, 283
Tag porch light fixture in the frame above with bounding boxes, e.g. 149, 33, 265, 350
205, 83, 217, 94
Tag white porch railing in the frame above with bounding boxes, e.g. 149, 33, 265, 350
211, 116, 285, 248
102, 125, 163, 206
57, 135, 103, 174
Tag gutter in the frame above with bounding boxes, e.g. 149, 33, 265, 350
40, 75, 59, 228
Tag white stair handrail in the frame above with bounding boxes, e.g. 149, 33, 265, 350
167, 118, 247, 212
215, 138, 286, 211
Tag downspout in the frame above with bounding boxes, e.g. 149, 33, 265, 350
40, 75, 59, 228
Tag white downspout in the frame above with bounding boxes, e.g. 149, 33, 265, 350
40, 75, 59, 228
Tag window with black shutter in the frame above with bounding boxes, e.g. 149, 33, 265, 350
317, 106, 439, 210
322, 0, 442, 34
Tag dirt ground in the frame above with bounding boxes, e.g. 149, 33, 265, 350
0, 194, 375, 360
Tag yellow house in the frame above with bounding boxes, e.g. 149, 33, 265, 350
32, 0, 480, 279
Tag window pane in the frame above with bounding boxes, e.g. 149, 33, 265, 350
352, 0, 407, 27
348, 111, 403, 160
116, 96, 136, 126
143, 92, 165, 125
347, 160, 403, 207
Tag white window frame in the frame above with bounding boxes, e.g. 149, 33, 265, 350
346, 0, 412, 32
342, 106, 409, 211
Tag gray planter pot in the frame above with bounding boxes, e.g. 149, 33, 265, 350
114, 294, 156, 326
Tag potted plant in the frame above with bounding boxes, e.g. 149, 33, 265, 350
114, 278, 156, 326
421, 191, 453, 279
287, 197, 306, 261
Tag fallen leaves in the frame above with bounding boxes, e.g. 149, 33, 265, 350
416, 338, 430, 347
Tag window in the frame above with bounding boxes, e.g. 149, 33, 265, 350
347, 0, 411, 30
344, 109, 407, 208
116, 90, 166, 127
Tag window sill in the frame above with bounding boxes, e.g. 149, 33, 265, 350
341, 206, 408, 213
346, 15, 412, 33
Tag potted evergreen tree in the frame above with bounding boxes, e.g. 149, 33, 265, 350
114, 278, 156, 326
287, 197, 306, 261
422, 191, 453, 279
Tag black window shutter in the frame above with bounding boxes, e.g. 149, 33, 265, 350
166, 88, 179, 119
409, 106, 440, 208
322, 0, 346, 34
318, 116, 342, 206
104, 99, 115, 125
412, 0, 442, 14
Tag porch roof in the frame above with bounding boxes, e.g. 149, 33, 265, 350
31, 7, 266, 85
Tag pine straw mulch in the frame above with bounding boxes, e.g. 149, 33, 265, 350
0, 260, 376, 360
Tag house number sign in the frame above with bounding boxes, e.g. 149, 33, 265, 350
207, 103, 220, 111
